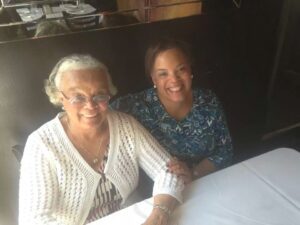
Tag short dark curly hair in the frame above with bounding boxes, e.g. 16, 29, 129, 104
145, 38, 193, 78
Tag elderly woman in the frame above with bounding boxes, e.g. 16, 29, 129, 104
111, 38, 233, 184
19, 54, 184, 225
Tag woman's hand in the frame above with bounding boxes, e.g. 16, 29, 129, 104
142, 208, 169, 225
167, 158, 192, 184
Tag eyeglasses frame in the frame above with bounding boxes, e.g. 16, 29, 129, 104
59, 90, 111, 106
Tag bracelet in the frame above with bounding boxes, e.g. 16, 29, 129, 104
153, 204, 172, 217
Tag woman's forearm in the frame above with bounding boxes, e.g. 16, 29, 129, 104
153, 194, 178, 213
142, 194, 179, 225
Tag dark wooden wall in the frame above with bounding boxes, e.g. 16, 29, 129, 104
266, 0, 300, 132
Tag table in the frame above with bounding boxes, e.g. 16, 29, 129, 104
87, 148, 300, 225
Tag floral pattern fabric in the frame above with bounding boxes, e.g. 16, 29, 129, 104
111, 88, 233, 168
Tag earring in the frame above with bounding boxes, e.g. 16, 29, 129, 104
154, 85, 156, 88
62, 106, 65, 111
191, 74, 194, 79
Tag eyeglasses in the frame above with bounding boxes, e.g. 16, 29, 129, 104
60, 91, 110, 106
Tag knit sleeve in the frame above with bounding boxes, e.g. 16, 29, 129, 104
19, 133, 60, 225
130, 117, 184, 203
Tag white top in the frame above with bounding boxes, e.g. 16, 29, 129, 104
88, 148, 300, 225
19, 111, 184, 225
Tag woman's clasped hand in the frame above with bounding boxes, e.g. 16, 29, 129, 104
167, 157, 193, 184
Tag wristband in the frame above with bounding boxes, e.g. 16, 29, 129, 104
153, 204, 172, 217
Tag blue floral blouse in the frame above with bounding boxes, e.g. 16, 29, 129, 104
110, 88, 233, 169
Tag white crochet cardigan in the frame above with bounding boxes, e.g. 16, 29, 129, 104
19, 111, 184, 225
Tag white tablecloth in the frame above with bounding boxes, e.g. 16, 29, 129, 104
88, 148, 300, 225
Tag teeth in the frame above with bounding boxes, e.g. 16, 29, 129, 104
169, 86, 181, 92
84, 114, 97, 118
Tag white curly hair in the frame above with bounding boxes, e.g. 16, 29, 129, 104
44, 54, 118, 107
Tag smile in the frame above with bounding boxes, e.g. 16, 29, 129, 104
82, 114, 98, 118
168, 86, 182, 92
